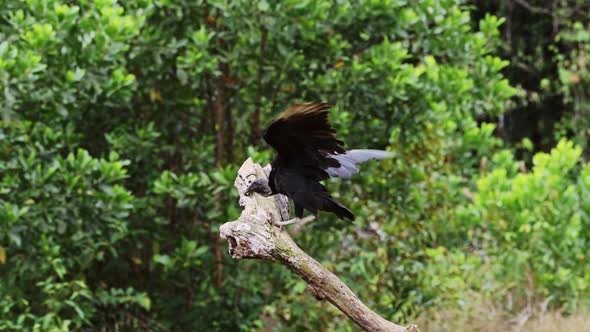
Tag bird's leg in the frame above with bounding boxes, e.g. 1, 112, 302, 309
275, 215, 315, 226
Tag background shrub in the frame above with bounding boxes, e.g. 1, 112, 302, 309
1, 0, 589, 331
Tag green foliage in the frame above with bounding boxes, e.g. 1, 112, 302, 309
1, 0, 588, 331
418, 140, 590, 317
465, 140, 590, 308
0, 0, 146, 121
474, 1, 590, 156
555, 21, 590, 154
0, 121, 148, 331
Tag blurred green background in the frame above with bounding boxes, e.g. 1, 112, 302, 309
1, 0, 589, 331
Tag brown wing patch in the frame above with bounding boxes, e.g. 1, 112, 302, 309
277, 102, 332, 121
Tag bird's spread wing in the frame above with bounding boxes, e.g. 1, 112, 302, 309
264, 102, 392, 181
263, 103, 344, 180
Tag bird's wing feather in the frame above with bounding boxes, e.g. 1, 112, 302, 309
264, 103, 392, 181
264, 103, 345, 180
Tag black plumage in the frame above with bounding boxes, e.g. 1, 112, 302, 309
245, 102, 392, 222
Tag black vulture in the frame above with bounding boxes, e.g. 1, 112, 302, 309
245, 102, 392, 225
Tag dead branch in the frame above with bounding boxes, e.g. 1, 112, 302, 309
219, 158, 420, 332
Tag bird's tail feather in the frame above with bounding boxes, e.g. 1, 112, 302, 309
323, 197, 355, 221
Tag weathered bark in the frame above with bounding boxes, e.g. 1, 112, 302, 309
219, 158, 420, 332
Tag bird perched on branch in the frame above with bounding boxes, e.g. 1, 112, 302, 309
245, 102, 392, 226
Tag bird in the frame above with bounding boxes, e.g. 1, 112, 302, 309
245, 102, 392, 226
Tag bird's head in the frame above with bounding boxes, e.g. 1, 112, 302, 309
244, 178, 273, 197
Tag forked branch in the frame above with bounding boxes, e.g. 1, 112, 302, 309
219, 158, 420, 332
